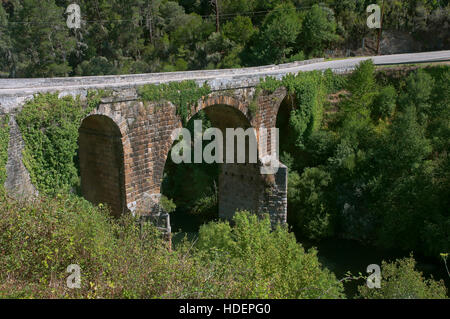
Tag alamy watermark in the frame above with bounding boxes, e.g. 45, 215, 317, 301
66, 3, 81, 29
67, 3, 381, 31
367, 264, 381, 288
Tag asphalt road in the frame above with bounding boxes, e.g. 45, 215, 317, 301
297, 50, 450, 72
1, 50, 449, 110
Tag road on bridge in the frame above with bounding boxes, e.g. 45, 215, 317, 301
1, 50, 450, 112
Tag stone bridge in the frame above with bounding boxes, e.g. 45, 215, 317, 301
1, 51, 449, 229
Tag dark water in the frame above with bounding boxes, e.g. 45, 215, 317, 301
300, 237, 450, 298
170, 210, 449, 298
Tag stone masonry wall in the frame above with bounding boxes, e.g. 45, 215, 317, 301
4, 116, 37, 198
1, 78, 291, 229
80, 87, 288, 226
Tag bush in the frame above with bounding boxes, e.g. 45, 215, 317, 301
371, 85, 397, 121
196, 211, 344, 298
160, 195, 176, 214
289, 167, 334, 240
358, 256, 448, 299
0, 194, 344, 299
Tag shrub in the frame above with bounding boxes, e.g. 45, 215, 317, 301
0, 194, 344, 299
290, 167, 334, 240
160, 195, 176, 214
358, 256, 448, 299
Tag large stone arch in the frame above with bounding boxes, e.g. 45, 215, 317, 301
154, 95, 255, 190
160, 98, 262, 221
76, 89, 288, 226
78, 114, 128, 217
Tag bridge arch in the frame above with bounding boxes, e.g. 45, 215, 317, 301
160, 99, 263, 227
78, 114, 128, 217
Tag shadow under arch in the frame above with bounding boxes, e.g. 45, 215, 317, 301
161, 103, 262, 232
78, 114, 126, 217
275, 94, 298, 161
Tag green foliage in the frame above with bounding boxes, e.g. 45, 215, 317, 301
256, 2, 302, 64
0, 115, 9, 188
0, 194, 344, 299
358, 256, 448, 299
0, 1, 448, 77
285, 51, 306, 63
286, 72, 327, 148
7, 0, 76, 77
137, 80, 211, 125
279, 63, 450, 258
160, 195, 176, 214
346, 60, 377, 110
191, 193, 218, 223
290, 167, 334, 240
16, 91, 105, 194
260, 71, 327, 149
323, 68, 347, 93
222, 16, 256, 45
371, 85, 397, 121
399, 69, 435, 124
196, 211, 345, 298
299, 4, 339, 57
259, 76, 282, 93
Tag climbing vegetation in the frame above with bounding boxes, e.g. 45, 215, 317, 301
259, 70, 329, 148
137, 80, 211, 125
0, 115, 9, 189
16, 91, 106, 195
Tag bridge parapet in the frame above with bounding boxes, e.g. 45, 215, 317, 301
0, 58, 323, 113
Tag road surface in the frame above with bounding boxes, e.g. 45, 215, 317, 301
1, 50, 449, 112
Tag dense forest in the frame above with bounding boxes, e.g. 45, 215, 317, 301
0, 0, 449, 77
162, 62, 450, 260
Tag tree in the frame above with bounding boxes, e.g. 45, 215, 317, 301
358, 256, 448, 299
253, 2, 302, 64
0, 3, 12, 77
292, 167, 334, 240
8, 0, 76, 77
399, 69, 435, 124
299, 4, 339, 57
371, 85, 397, 121
222, 15, 255, 45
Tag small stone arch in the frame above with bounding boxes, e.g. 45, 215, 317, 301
159, 97, 263, 221
78, 113, 128, 217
